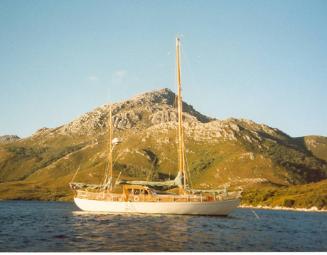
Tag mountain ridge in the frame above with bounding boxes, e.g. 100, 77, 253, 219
0, 88, 326, 208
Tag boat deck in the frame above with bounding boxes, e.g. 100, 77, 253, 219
75, 190, 240, 203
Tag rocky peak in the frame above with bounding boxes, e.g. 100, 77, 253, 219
57, 88, 211, 135
24, 88, 294, 149
130, 88, 176, 106
225, 118, 291, 140
122, 88, 211, 122
0, 135, 20, 144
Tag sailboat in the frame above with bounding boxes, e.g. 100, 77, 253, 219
70, 38, 241, 215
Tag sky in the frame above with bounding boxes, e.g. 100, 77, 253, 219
0, 0, 326, 138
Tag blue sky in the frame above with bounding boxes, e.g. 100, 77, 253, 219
1, 0, 326, 137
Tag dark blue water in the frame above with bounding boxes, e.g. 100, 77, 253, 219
0, 201, 326, 251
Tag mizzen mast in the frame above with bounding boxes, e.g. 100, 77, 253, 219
176, 37, 187, 193
108, 104, 113, 190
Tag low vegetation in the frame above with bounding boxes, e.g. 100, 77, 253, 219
0, 89, 326, 210
242, 180, 327, 210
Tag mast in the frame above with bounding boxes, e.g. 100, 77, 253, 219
176, 37, 187, 193
108, 104, 113, 190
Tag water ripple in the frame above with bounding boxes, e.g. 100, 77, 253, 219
0, 201, 326, 251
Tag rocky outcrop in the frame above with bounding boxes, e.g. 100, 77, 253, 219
0, 135, 20, 144
55, 88, 211, 135
301, 136, 327, 162
52, 87, 293, 141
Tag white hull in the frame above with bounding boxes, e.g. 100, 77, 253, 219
74, 197, 240, 216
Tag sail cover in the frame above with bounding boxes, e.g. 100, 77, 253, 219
70, 182, 104, 190
116, 171, 183, 191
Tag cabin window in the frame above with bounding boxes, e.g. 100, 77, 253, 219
140, 190, 148, 195
134, 189, 140, 195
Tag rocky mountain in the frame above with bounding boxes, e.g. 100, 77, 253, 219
0, 135, 20, 144
296, 136, 327, 162
0, 88, 326, 208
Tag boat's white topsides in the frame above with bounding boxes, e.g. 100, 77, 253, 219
74, 197, 240, 216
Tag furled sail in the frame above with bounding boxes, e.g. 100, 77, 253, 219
70, 182, 104, 190
116, 171, 183, 191
70, 177, 113, 191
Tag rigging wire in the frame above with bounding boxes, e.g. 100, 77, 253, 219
102, 161, 110, 190
70, 165, 81, 184
252, 209, 260, 220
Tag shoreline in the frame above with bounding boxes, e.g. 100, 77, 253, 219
1, 199, 327, 213
240, 204, 327, 213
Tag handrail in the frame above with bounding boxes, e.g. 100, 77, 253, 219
76, 190, 240, 202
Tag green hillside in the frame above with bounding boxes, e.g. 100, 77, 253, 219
0, 88, 326, 209
242, 179, 327, 210
295, 136, 327, 162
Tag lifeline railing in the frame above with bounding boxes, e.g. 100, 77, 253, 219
76, 190, 241, 203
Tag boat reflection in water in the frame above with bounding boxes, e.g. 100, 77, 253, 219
71, 211, 200, 251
